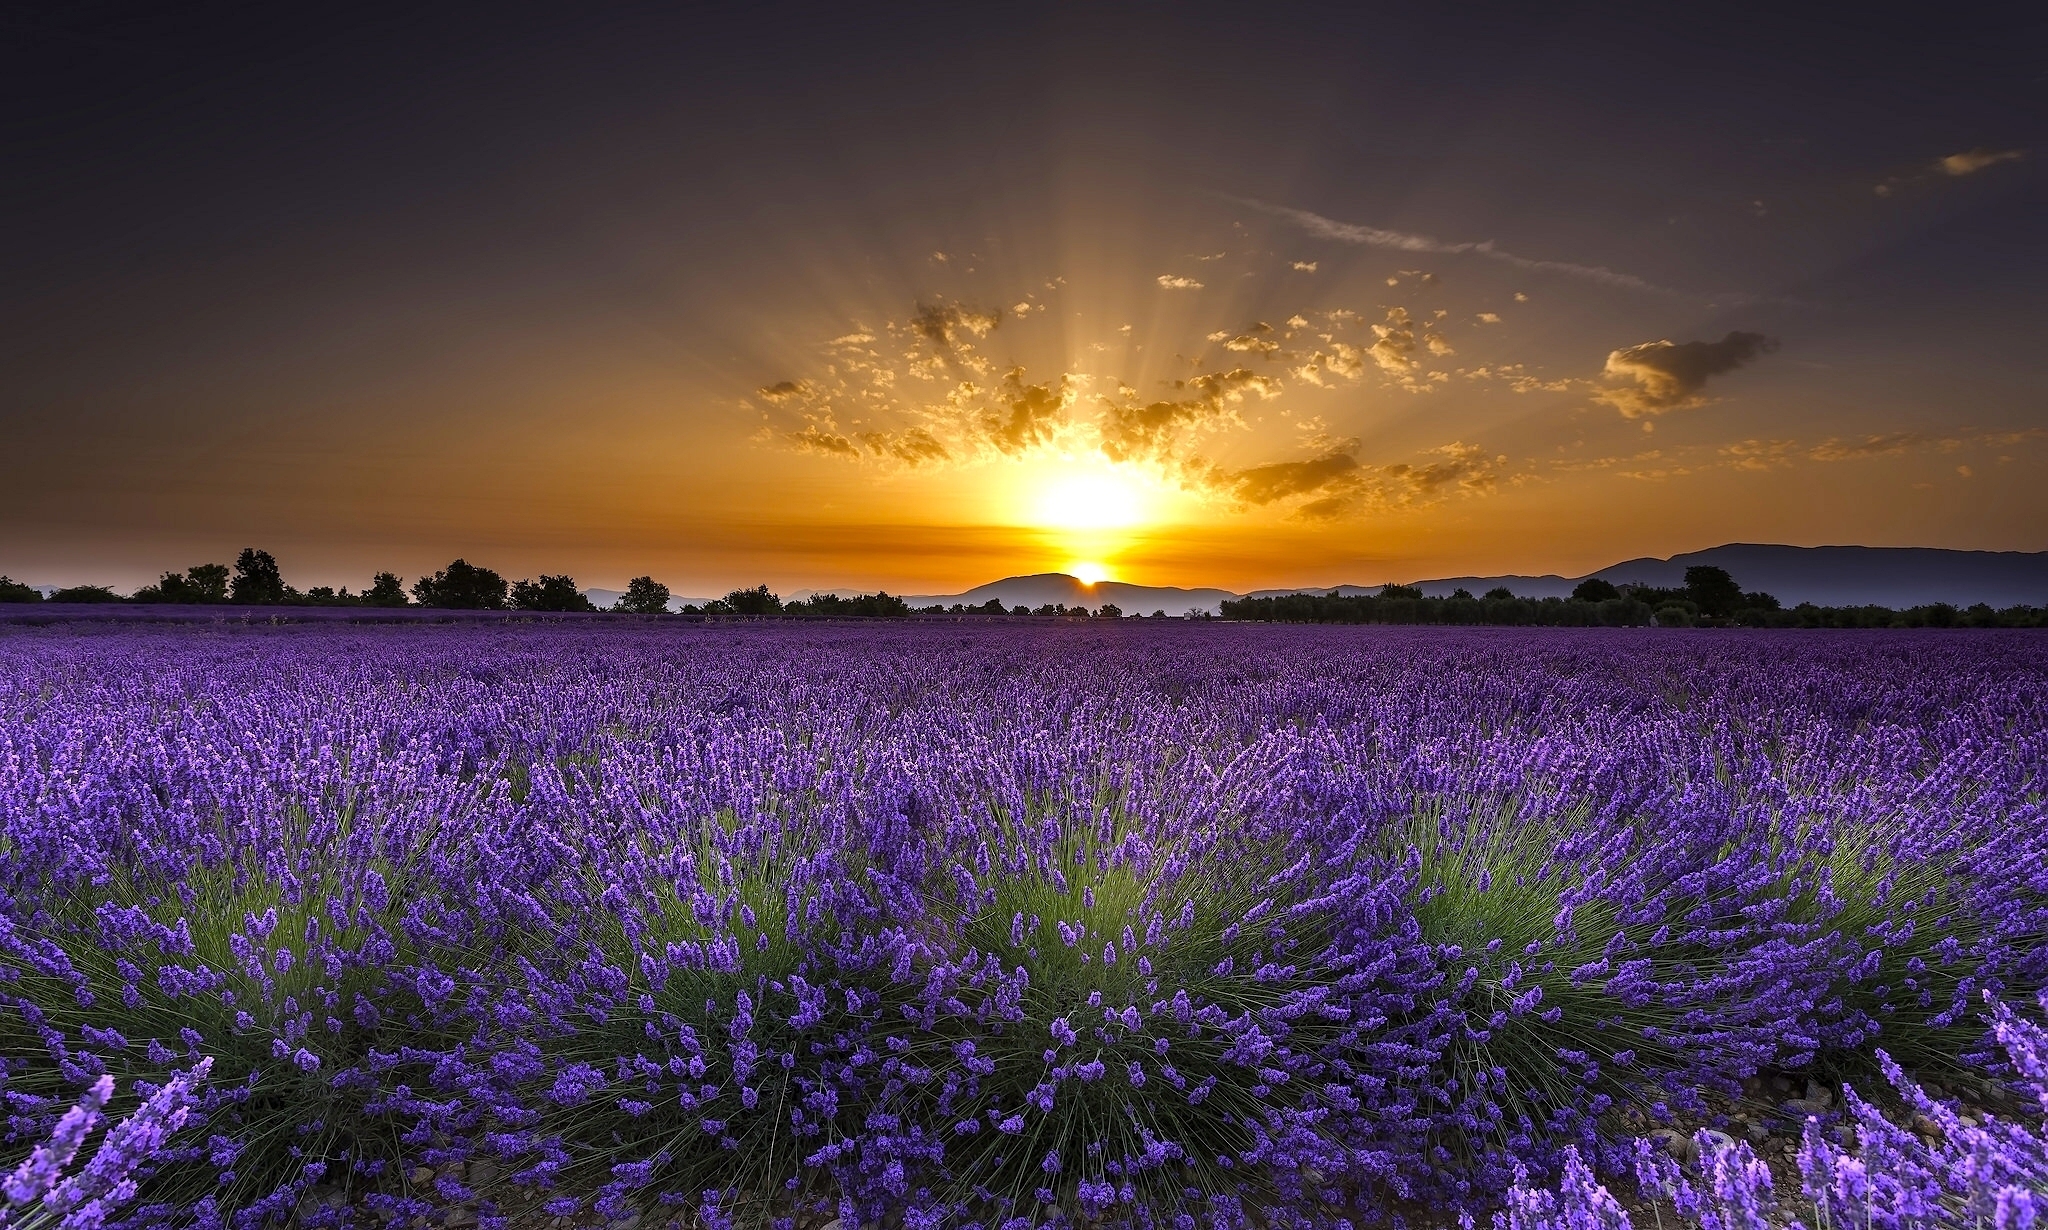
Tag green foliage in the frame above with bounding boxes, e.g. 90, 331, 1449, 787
0, 575, 43, 602
231, 548, 289, 604
614, 575, 671, 614
412, 559, 509, 609
511, 574, 597, 612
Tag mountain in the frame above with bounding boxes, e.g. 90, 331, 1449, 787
1251, 544, 2048, 609
901, 573, 1238, 616
1583, 545, 2048, 608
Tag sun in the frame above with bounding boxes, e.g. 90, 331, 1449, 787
1029, 467, 1151, 532
1070, 562, 1109, 585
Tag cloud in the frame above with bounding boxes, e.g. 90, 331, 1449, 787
756, 380, 812, 404
1157, 274, 1205, 289
1476, 312, 1501, 324
1098, 368, 1276, 464
1239, 198, 1689, 297
1291, 260, 1318, 272
1382, 441, 1503, 499
1193, 437, 1506, 520
1291, 342, 1366, 387
1595, 331, 1778, 417
1367, 307, 1420, 374
983, 370, 1073, 456
1225, 443, 1363, 505
1939, 148, 2024, 176
1220, 322, 1281, 356
907, 302, 1001, 348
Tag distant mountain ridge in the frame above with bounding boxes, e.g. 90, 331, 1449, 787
927, 545, 2048, 614
899, 573, 1237, 617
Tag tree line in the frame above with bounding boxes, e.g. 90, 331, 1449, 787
0, 550, 676, 613
1219, 565, 2048, 628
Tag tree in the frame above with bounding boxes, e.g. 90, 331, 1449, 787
1096, 603, 1122, 618
231, 548, 288, 604
364, 572, 410, 607
511, 574, 596, 612
1449, 588, 1474, 600
1682, 566, 1744, 619
1379, 583, 1423, 600
0, 576, 41, 603
135, 562, 232, 604
1483, 587, 1516, 601
615, 576, 672, 614
723, 585, 782, 615
1572, 577, 1621, 603
412, 559, 509, 609
51, 585, 121, 603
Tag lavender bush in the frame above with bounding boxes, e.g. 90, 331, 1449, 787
1512, 990, 2048, 1230
0, 622, 2044, 1228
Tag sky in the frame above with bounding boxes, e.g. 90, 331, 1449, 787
4, 2, 2044, 595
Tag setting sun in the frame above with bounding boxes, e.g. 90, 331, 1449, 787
1029, 468, 1152, 532
1069, 561, 1109, 585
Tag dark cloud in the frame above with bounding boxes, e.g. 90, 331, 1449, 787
1596, 331, 1778, 417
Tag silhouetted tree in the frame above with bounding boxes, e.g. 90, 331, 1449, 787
615, 576, 672, 614
412, 559, 509, 609
1484, 587, 1516, 601
51, 585, 121, 603
364, 572, 410, 607
1683, 565, 1743, 619
231, 548, 289, 604
135, 562, 231, 603
1379, 583, 1423, 600
511, 574, 596, 612
1572, 577, 1621, 603
0, 576, 41, 603
1096, 603, 1122, 618
1449, 587, 1474, 600
723, 585, 782, 615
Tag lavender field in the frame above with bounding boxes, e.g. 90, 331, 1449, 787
4, 622, 2047, 1230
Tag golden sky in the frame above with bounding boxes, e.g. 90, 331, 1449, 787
4, 8, 2042, 596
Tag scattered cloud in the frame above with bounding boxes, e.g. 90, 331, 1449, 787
1595, 331, 1778, 417
907, 302, 1000, 348
1476, 312, 1501, 324
1939, 148, 2024, 176
1240, 197, 1691, 297
1097, 368, 1278, 465
1157, 274, 1205, 289
1291, 260, 1318, 272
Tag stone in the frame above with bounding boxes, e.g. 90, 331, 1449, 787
410, 1166, 436, 1187
1650, 1128, 1696, 1164
1911, 1113, 1946, 1143
1697, 1128, 1737, 1155
1805, 1079, 1835, 1110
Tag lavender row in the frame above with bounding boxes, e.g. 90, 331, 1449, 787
1, 623, 2044, 1228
